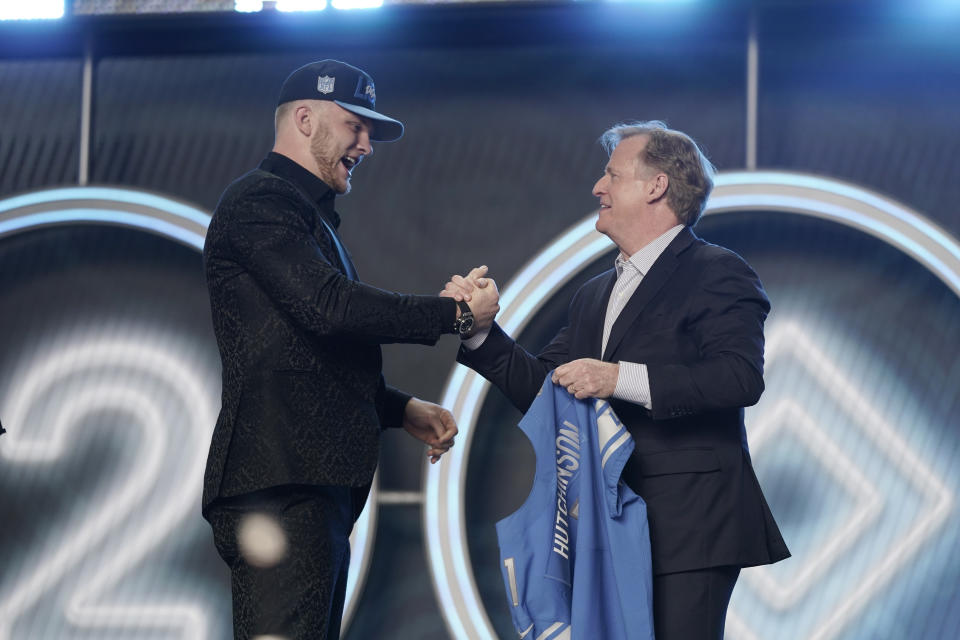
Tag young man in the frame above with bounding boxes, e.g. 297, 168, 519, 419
201, 59, 495, 639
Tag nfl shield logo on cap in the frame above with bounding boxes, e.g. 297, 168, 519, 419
317, 75, 335, 95
278, 59, 404, 141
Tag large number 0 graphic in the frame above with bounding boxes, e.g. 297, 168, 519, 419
425, 171, 960, 640
0, 337, 219, 639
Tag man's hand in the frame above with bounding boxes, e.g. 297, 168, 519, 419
402, 397, 458, 464
441, 265, 487, 303
552, 358, 619, 400
441, 266, 500, 334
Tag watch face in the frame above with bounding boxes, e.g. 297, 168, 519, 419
459, 316, 475, 335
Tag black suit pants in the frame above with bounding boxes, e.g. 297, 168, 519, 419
208, 486, 360, 640
653, 565, 740, 640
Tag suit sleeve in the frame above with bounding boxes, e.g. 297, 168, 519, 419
376, 377, 412, 430
647, 252, 770, 420
457, 322, 570, 413
225, 188, 455, 345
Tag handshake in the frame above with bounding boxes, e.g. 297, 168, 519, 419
440, 265, 500, 338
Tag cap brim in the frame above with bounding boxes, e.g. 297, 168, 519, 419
334, 100, 404, 142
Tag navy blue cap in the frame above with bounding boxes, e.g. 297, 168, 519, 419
277, 59, 404, 142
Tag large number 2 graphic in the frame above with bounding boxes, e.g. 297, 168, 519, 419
0, 336, 219, 639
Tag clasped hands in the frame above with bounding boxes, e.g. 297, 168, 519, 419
397, 266, 498, 466
439, 265, 501, 337
441, 266, 618, 400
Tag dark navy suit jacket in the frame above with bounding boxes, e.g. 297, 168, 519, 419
459, 227, 790, 575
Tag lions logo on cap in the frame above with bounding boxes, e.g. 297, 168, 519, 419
354, 78, 376, 104
317, 75, 335, 95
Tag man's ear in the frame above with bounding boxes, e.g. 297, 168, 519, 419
293, 104, 313, 137
647, 173, 669, 203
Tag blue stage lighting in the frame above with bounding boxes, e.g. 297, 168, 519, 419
277, 0, 327, 10
604, 0, 697, 3
0, 0, 63, 20
234, 0, 263, 12
924, 0, 960, 18
331, 0, 381, 8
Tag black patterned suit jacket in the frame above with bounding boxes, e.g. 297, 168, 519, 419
458, 227, 790, 575
201, 153, 455, 514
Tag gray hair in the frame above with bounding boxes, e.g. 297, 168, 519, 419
600, 120, 716, 226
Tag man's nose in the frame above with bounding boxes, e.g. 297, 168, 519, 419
357, 131, 373, 156
592, 176, 606, 197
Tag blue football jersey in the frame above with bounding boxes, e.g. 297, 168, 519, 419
496, 375, 655, 640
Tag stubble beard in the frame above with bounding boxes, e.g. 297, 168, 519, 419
310, 124, 350, 195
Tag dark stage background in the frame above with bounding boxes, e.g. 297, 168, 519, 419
1, 1, 959, 638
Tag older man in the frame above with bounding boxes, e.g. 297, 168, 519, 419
201, 60, 495, 639
447, 121, 789, 640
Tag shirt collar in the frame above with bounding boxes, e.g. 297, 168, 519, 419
259, 151, 341, 229
615, 224, 685, 277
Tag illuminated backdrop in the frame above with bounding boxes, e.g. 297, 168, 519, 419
1, 2, 959, 638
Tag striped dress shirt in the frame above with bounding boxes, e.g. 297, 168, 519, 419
605, 224, 684, 410
463, 224, 685, 413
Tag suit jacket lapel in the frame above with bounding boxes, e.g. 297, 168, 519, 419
277, 168, 359, 282
580, 270, 617, 358
315, 214, 359, 281
601, 228, 696, 361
